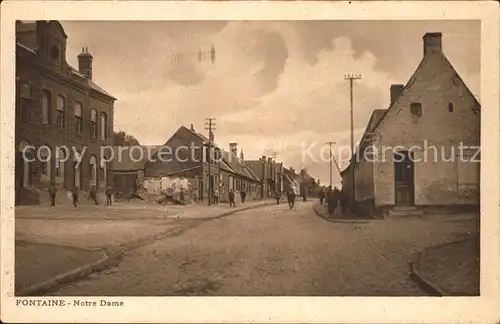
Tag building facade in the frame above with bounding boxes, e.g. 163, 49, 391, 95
343, 32, 480, 216
15, 21, 116, 205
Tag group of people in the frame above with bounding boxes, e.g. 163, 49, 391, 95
223, 189, 247, 207
319, 186, 348, 216
48, 182, 114, 207
273, 189, 300, 210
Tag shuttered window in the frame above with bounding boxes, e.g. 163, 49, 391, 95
457, 148, 480, 190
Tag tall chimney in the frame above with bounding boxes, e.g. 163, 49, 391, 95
77, 46, 93, 79
261, 155, 266, 161
390, 84, 405, 106
190, 124, 194, 131
229, 142, 237, 156
423, 32, 442, 56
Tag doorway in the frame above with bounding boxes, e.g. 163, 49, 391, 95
394, 151, 415, 206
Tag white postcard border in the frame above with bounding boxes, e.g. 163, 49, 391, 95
1, 1, 499, 323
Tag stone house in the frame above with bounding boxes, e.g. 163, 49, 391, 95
342, 32, 480, 217
282, 167, 301, 196
144, 125, 261, 203
245, 156, 283, 199
15, 21, 116, 205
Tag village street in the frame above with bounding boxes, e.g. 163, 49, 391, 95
45, 201, 477, 296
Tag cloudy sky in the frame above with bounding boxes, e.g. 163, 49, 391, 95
62, 20, 480, 186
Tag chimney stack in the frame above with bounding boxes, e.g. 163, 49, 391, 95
190, 124, 194, 131
423, 32, 442, 56
77, 46, 93, 80
229, 142, 238, 156
290, 167, 295, 174
390, 84, 405, 106
261, 155, 266, 161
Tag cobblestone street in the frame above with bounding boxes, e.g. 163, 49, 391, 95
48, 201, 478, 296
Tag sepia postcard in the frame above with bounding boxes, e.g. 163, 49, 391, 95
1, 1, 499, 323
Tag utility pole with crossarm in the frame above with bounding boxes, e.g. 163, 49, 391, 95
204, 117, 216, 206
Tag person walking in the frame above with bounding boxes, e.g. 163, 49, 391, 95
275, 190, 281, 205
48, 182, 57, 206
89, 185, 99, 205
240, 189, 246, 203
287, 189, 296, 210
228, 189, 236, 207
179, 187, 185, 204
71, 185, 79, 208
213, 188, 219, 205
319, 188, 325, 206
105, 186, 113, 206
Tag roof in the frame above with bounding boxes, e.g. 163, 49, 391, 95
245, 160, 263, 178
112, 146, 158, 171
68, 66, 117, 100
220, 150, 260, 182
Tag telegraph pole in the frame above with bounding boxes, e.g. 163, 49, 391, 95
204, 117, 216, 206
344, 73, 362, 212
325, 141, 336, 187
271, 151, 278, 194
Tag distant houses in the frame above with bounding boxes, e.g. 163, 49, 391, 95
112, 124, 319, 203
341, 32, 480, 217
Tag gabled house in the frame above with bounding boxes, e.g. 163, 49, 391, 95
342, 32, 480, 217
245, 155, 283, 198
144, 124, 225, 202
283, 167, 301, 196
218, 143, 262, 202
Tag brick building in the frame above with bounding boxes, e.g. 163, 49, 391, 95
342, 32, 480, 217
245, 155, 283, 199
15, 21, 116, 205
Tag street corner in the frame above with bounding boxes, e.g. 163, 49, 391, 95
411, 236, 480, 296
15, 240, 107, 295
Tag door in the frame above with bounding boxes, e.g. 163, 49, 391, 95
394, 151, 415, 206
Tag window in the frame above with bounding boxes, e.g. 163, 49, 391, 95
55, 149, 66, 185
448, 102, 454, 113
74, 102, 82, 134
89, 156, 97, 184
90, 109, 97, 138
39, 145, 51, 180
410, 103, 422, 118
100, 112, 107, 140
42, 90, 51, 124
56, 95, 65, 128
457, 148, 480, 191
228, 176, 234, 191
99, 158, 107, 185
20, 82, 31, 121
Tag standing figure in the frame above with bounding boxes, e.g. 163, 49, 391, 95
89, 185, 99, 205
48, 182, 57, 206
179, 187, 185, 204
240, 189, 246, 203
71, 185, 79, 208
287, 189, 296, 210
275, 190, 281, 205
228, 189, 236, 207
105, 186, 113, 206
213, 188, 219, 205
319, 188, 325, 206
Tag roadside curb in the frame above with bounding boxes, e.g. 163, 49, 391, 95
17, 249, 113, 296
312, 204, 372, 224
18, 201, 273, 296
408, 252, 445, 296
408, 237, 479, 297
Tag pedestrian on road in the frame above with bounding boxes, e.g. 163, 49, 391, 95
287, 189, 296, 210
105, 186, 113, 206
228, 189, 236, 207
275, 190, 281, 205
302, 194, 307, 203
240, 189, 246, 203
319, 188, 325, 206
327, 187, 339, 215
89, 185, 99, 205
48, 182, 57, 206
179, 187, 185, 204
71, 185, 79, 208
213, 188, 219, 205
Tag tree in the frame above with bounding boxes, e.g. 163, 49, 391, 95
113, 131, 140, 146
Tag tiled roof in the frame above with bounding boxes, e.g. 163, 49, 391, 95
112, 146, 158, 171
220, 150, 260, 182
245, 160, 263, 179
